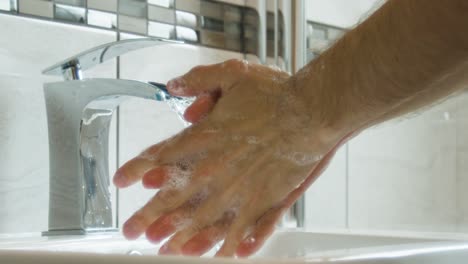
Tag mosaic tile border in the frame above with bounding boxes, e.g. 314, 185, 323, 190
0, 0, 285, 57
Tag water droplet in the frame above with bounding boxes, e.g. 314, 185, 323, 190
247, 237, 256, 244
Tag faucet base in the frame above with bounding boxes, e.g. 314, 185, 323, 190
42, 228, 119, 237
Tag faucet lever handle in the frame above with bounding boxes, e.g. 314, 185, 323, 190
42, 38, 182, 79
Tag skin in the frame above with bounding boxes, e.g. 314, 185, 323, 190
114, 0, 468, 258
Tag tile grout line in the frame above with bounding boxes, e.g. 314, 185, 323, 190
84, 0, 88, 24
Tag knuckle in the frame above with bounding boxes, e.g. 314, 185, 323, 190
224, 59, 246, 71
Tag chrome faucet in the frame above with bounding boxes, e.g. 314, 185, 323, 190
42, 38, 190, 235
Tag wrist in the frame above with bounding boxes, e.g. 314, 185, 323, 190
279, 73, 349, 149
292, 24, 390, 141
288, 59, 357, 145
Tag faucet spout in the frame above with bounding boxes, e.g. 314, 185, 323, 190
44, 79, 180, 235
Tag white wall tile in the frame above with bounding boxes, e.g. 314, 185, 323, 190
118, 15, 147, 35
305, 0, 382, 28
305, 146, 347, 229
19, 0, 54, 18
456, 91, 468, 232
457, 151, 468, 232
88, 0, 118, 12
217, 0, 245, 6
117, 34, 244, 225
348, 97, 460, 232
0, 14, 116, 233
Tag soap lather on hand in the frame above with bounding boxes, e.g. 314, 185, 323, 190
113, 59, 348, 257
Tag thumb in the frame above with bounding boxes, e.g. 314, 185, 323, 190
166, 59, 249, 97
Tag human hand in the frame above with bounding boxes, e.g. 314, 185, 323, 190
113, 59, 350, 257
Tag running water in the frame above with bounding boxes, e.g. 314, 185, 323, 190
152, 82, 194, 127
165, 96, 194, 127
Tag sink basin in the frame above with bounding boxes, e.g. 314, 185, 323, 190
1, 229, 468, 263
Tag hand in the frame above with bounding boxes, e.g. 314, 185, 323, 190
113, 59, 350, 257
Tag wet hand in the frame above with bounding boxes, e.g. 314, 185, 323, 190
113, 59, 349, 257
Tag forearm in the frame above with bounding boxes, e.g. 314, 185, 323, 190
294, 0, 468, 135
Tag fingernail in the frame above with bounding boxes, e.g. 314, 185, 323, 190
113, 171, 128, 187
167, 77, 186, 96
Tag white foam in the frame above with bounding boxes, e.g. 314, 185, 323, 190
171, 214, 193, 230
165, 166, 192, 190
246, 136, 260, 145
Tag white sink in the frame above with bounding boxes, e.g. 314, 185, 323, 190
1, 229, 468, 263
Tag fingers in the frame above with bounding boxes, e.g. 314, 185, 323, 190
167, 59, 249, 97
158, 190, 239, 256
183, 92, 219, 124
145, 203, 194, 243
215, 221, 250, 257
113, 141, 167, 188
119, 123, 215, 189
113, 142, 165, 188
142, 167, 167, 188
145, 212, 179, 244
181, 225, 225, 256
121, 124, 228, 240
236, 207, 282, 257
161, 210, 234, 256
234, 136, 355, 257
233, 133, 357, 257
142, 165, 196, 190
158, 225, 203, 255
122, 184, 201, 240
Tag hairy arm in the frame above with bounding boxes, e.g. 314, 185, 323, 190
294, 0, 468, 135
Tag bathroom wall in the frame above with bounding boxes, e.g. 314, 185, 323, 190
348, 93, 468, 233
0, 13, 117, 233
304, 0, 468, 235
